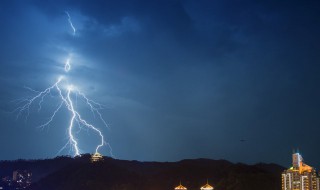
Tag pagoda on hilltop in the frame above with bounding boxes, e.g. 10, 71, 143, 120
90, 152, 103, 162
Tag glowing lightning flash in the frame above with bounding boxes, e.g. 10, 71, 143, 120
14, 11, 112, 157
65, 57, 71, 72
65, 11, 76, 36
15, 76, 110, 156
64, 10, 75, 72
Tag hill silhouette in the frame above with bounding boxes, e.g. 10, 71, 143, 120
0, 154, 284, 190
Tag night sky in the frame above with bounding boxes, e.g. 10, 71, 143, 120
0, 0, 320, 167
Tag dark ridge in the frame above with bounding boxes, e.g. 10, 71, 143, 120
0, 155, 285, 190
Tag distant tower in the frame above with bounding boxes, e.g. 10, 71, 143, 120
282, 151, 320, 190
200, 179, 214, 190
91, 152, 103, 162
12, 171, 18, 181
292, 152, 303, 168
175, 181, 187, 190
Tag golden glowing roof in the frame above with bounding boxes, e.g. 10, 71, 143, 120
91, 152, 103, 162
287, 161, 313, 174
92, 152, 103, 157
175, 184, 187, 190
200, 183, 214, 190
299, 162, 313, 174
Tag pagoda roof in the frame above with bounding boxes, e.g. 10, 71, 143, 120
175, 184, 187, 190
91, 152, 104, 162
200, 183, 214, 190
92, 152, 103, 157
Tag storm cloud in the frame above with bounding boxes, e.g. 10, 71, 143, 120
0, 0, 320, 166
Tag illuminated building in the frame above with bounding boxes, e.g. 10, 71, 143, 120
12, 170, 32, 189
200, 180, 214, 190
91, 152, 104, 162
175, 182, 187, 190
282, 152, 320, 190
173, 180, 215, 190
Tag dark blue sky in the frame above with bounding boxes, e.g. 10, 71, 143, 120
0, 0, 320, 167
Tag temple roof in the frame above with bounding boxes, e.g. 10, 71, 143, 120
200, 183, 214, 190
91, 152, 103, 162
92, 152, 103, 157
175, 184, 187, 190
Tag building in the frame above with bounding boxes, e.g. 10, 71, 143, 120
200, 180, 214, 190
174, 180, 214, 190
12, 170, 32, 189
91, 152, 104, 162
175, 182, 187, 190
282, 152, 320, 190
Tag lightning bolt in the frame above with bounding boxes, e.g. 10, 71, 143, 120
65, 56, 71, 72
65, 10, 75, 72
65, 11, 76, 36
13, 11, 113, 157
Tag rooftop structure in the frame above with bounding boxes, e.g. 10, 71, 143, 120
282, 151, 320, 190
175, 181, 187, 190
200, 180, 214, 190
91, 152, 104, 162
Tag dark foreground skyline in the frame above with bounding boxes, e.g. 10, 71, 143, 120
0, 155, 284, 190
0, 0, 320, 167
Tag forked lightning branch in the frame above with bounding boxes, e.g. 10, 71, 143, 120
13, 12, 112, 157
